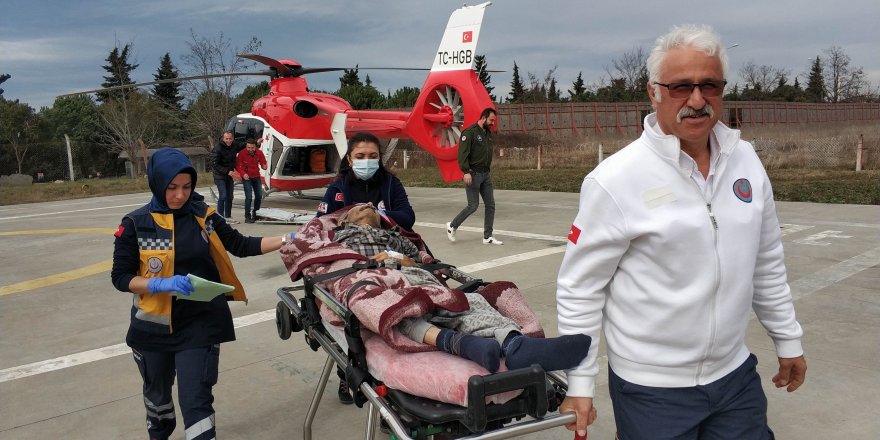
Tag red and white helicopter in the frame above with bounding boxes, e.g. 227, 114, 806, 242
66, 2, 495, 195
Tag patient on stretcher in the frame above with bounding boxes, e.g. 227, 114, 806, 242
334, 203, 591, 373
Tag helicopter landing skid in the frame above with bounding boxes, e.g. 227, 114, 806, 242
286, 190, 322, 200
253, 208, 315, 225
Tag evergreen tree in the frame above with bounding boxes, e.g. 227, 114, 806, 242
0, 73, 10, 99
339, 66, 362, 88
724, 83, 741, 101
569, 72, 587, 102
386, 86, 420, 109
152, 53, 183, 111
473, 54, 496, 101
98, 43, 139, 103
365, 74, 373, 87
548, 78, 560, 102
805, 56, 825, 102
508, 62, 525, 103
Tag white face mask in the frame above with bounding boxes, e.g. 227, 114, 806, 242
352, 159, 380, 180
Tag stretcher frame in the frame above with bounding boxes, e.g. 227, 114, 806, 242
275, 264, 577, 440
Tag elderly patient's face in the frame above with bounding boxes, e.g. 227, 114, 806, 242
344, 204, 381, 228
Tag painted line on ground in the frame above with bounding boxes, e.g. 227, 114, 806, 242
0, 245, 565, 383
0, 260, 113, 297
0, 228, 115, 236
4, 229, 873, 383
789, 245, 880, 301
0, 203, 144, 221
0, 228, 116, 296
0, 309, 279, 383
416, 221, 569, 242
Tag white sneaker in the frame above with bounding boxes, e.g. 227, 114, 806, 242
226, 217, 240, 224
482, 236, 503, 245
446, 222, 456, 242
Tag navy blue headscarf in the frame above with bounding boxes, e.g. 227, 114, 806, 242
146, 148, 201, 214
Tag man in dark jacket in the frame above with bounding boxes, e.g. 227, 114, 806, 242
446, 107, 503, 245
211, 131, 242, 223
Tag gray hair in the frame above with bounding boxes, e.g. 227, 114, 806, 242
647, 25, 728, 101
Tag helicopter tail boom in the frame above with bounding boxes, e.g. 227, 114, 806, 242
404, 2, 495, 182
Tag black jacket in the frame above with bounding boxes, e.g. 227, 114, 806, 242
211, 141, 241, 179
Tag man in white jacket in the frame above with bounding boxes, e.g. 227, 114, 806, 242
556, 25, 807, 439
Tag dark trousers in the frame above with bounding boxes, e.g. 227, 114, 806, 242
132, 345, 220, 440
450, 171, 496, 238
242, 178, 262, 217
214, 176, 234, 218
609, 354, 774, 440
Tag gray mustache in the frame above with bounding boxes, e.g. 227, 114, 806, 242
677, 106, 714, 122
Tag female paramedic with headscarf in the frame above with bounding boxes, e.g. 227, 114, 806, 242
317, 132, 415, 230
111, 147, 286, 440
315, 131, 416, 404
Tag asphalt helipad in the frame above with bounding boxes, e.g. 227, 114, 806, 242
1, 187, 878, 439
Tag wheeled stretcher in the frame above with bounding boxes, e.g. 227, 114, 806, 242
275, 262, 577, 440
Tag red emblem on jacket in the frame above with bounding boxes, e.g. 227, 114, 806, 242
335, 192, 344, 202
114, 225, 125, 237
568, 225, 581, 244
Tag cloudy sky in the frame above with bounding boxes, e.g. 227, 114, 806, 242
2, 0, 878, 109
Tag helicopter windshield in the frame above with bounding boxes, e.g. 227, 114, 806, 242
224, 117, 265, 149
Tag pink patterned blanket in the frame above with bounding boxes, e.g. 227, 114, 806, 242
279, 207, 544, 405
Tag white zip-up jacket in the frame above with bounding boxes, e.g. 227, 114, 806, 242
557, 114, 804, 397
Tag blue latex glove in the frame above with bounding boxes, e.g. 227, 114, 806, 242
378, 209, 387, 216
147, 275, 194, 296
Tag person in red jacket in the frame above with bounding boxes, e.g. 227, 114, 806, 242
235, 138, 268, 223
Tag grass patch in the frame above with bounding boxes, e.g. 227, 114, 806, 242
0, 176, 152, 205
2, 169, 877, 205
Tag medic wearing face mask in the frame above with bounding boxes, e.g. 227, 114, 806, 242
317, 132, 416, 231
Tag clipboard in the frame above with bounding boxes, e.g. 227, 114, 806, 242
176, 274, 234, 302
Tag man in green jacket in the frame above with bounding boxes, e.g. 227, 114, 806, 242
446, 107, 503, 245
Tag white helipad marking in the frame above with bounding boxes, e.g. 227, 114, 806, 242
789, 246, 880, 301
0, 245, 565, 383
794, 230, 853, 246
779, 224, 814, 237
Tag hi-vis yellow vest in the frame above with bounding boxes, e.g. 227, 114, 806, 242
127, 203, 247, 334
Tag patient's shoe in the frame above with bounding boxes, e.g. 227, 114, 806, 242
337, 379, 354, 405
446, 222, 456, 242
502, 333, 591, 372
482, 236, 503, 245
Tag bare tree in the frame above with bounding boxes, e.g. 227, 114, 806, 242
823, 45, 868, 102
738, 61, 786, 95
181, 30, 262, 143
98, 92, 162, 177
521, 66, 558, 103
606, 46, 648, 100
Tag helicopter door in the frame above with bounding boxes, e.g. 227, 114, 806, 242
223, 117, 265, 150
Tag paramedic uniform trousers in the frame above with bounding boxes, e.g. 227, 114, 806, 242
132, 345, 220, 440
609, 353, 774, 440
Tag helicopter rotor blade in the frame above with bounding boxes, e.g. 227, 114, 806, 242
57, 71, 273, 98
237, 53, 293, 76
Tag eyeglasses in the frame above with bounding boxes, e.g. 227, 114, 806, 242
653, 80, 727, 99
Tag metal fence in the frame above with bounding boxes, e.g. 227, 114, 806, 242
494, 102, 880, 135
389, 133, 879, 172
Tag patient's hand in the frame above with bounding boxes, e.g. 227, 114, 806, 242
371, 252, 417, 267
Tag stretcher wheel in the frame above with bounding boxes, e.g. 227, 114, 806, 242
276, 301, 292, 340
